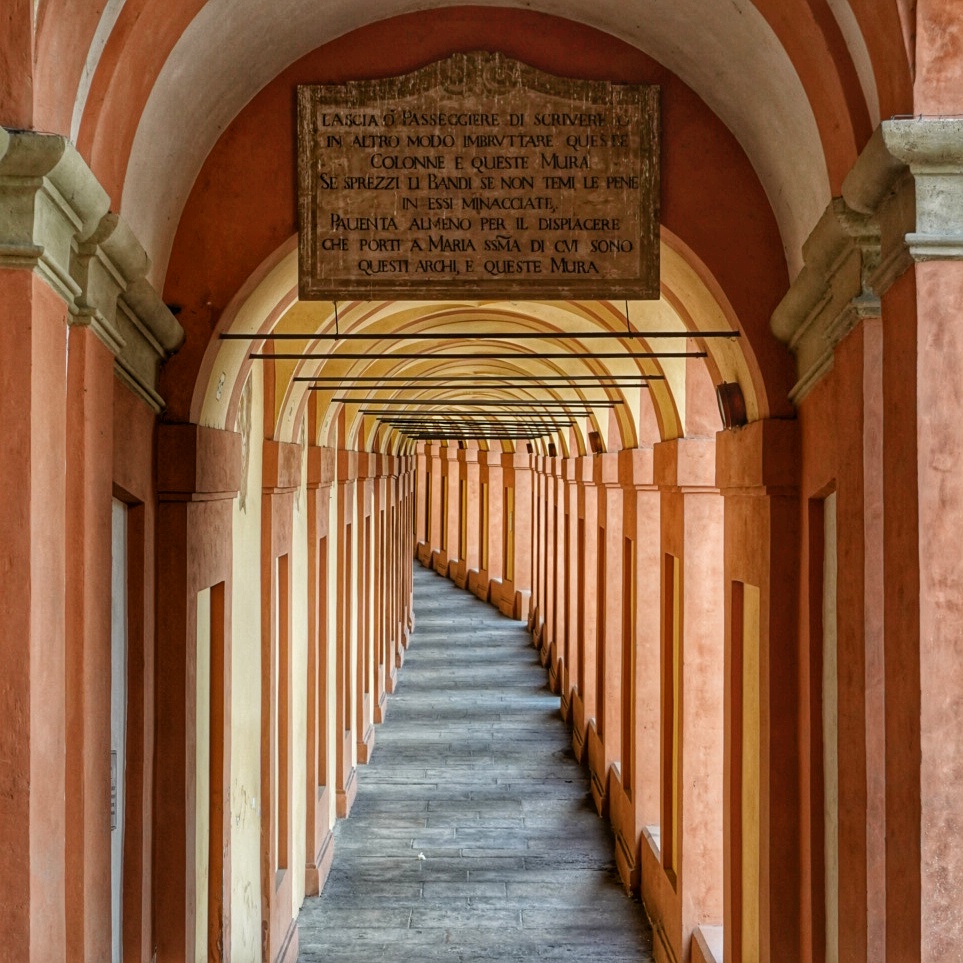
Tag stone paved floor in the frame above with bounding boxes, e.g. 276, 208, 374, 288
297, 564, 655, 962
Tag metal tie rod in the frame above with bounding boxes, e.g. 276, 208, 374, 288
295, 374, 664, 382
349, 399, 621, 407
224, 329, 738, 341
310, 381, 649, 387
250, 350, 706, 360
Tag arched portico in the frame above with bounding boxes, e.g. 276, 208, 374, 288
3, 3, 963, 962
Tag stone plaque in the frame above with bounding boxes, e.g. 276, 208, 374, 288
297, 53, 660, 301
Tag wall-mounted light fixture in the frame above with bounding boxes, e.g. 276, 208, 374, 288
588, 430, 604, 455
716, 382, 748, 429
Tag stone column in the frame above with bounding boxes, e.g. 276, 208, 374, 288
484, 451, 505, 592
64, 325, 116, 963
587, 452, 623, 817
439, 445, 460, 576
772, 118, 963, 960
463, 448, 481, 577
644, 437, 724, 963
545, 453, 557, 641
402, 456, 416, 636
884, 121, 963, 961
507, 450, 535, 619
414, 443, 428, 554
560, 456, 579, 718
533, 456, 554, 659
571, 454, 599, 760
155, 425, 240, 963
427, 444, 444, 564
716, 421, 800, 963
305, 446, 336, 896
355, 453, 376, 763
546, 456, 567, 694
609, 447, 660, 892
335, 449, 359, 817
259, 438, 301, 963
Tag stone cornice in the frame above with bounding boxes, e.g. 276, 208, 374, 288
0, 127, 108, 301
880, 118, 963, 260
0, 128, 183, 412
771, 199, 886, 403
770, 119, 961, 402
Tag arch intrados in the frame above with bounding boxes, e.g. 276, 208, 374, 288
328, 382, 607, 455
198, 232, 761, 449
297, 340, 648, 451
108, 2, 841, 287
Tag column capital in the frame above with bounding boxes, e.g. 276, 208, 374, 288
354, 451, 372, 479
654, 437, 717, 491
575, 454, 594, 483
156, 423, 241, 501
0, 128, 183, 411
337, 448, 358, 483
715, 419, 799, 495
592, 451, 620, 487
262, 439, 301, 494
307, 446, 337, 489
618, 447, 656, 489
773, 118, 963, 403
879, 118, 963, 261
502, 451, 533, 471
0, 128, 108, 300
771, 197, 889, 403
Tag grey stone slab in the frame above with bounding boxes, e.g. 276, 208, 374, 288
409, 906, 523, 929
297, 566, 653, 962
302, 907, 413, 929
427, 815, 525, 829
312, 889, 425, 909
421, 881, 508, 899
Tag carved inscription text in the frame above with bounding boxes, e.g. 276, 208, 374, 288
297, 53, 660, 300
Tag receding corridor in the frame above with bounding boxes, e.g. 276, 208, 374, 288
9, 5, 963, 961
297, 564, 654, 962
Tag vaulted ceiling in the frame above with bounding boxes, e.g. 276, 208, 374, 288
27, 1, 915, 452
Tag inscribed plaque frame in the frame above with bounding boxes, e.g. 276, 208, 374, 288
297, 52, 660, 301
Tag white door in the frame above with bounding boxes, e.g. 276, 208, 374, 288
110, 500, 128, 963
